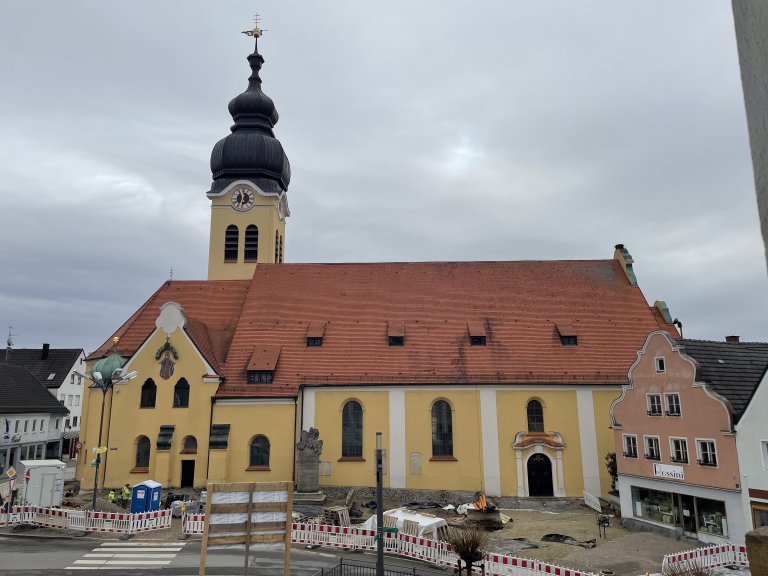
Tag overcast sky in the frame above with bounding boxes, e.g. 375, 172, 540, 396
1, 1, 766, 354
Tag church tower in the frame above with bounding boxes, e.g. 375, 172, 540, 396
207, 26, 291, 280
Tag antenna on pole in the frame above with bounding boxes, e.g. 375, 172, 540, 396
5, 326, 14, 362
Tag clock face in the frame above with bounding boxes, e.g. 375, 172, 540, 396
231, 188, 255, 211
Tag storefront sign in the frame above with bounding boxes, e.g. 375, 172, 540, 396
653, 463, 684, 480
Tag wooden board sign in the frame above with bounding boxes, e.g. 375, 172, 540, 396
199, 481, 293, 576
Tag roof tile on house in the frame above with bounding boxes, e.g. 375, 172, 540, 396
0, 364, 70, 414
678, 339, 768, 423
3, 348, 83, 389
215, 260, 676, 397
88, 280, 252, 367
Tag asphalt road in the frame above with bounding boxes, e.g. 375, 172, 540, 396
0, 532, 450, 575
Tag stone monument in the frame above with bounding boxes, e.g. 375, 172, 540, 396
294, 427, 326, 503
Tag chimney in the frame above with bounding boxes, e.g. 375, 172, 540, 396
41, 343, 50, 360
725, 335, 740, 343
613, 244, 638, 286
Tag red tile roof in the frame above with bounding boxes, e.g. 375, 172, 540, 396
91, 260, 677, 399
214, 260, 677, 398
89, 280, 251, 370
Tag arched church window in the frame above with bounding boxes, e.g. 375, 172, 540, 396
249, 435, 270, 468
431, 400, 453, 457
173, 378, 189, 408
527, 399, 544, 432
225, 225, 239, 262
135, 436, 150, 468
140, 379, 156, 409
181, 435, 197, 454
341, 400, 363, 458
244, 225, 259, 262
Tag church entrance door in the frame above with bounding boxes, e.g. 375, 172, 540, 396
181, 460, 195, 488
527, 453, 554, 497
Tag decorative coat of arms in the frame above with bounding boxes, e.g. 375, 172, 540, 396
155, 341, 179, 381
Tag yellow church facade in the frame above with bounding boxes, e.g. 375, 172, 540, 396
77, 33, 677, 500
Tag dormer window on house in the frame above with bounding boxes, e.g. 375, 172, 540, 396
388, 322, 405, 347
467, 321, 486, 346
655, 357, 666, 373
665, 393, 681, 416
246, 346, 281, 385
556, 323, 578, 346
247, 370, 274, 384
646, 394, 662, 416
307, 322, 326, 347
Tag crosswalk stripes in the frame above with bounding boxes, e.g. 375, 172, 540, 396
66, 541, 186, 570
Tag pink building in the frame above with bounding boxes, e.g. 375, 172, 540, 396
611, 331, 768, 544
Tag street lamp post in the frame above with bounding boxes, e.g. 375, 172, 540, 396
375, 431, 384, 576
90, 373, 110, 512
78, 358, 138, 511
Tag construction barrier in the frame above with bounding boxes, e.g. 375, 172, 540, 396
662, 543, 749, 570
0, 505, 172, 535
183, 516, 600, 576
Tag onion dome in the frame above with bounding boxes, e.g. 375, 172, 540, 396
209, 37, 291, 194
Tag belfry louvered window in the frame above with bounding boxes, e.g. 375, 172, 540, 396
431, 400, 453, 457
341, 401, 363, 458
274, 231, 279, 263
279, 235, 283, 263
224, 225, 239, 262
244, 225, 259, 261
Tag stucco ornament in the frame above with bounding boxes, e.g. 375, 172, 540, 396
297, 428, 323, 456
156, 301, 187, 335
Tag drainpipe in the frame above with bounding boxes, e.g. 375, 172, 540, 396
206, 394, 215, 481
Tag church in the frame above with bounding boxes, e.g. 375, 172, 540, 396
76, 29, 677, 499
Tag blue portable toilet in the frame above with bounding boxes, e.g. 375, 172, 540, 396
130, 480, 162, 514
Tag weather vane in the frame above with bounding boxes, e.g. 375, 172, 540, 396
242, 13, 266, 38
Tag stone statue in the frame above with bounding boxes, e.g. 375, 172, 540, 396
296, 427, 323, 495
297, 427, 323, 456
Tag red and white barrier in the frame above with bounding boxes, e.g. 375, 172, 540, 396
183, 517, 601, 576
663, 543, 749, 570
0, 505, 171, 535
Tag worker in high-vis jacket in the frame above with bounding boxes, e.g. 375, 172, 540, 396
121, 484, 131, 509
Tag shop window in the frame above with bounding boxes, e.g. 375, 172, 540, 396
623, 435, 638, 458
665, 393, 681, 416
341, 401, 363, 458
697, 439, 717, 467
697, 497, 727, 537
135, 436, 151, 469
431, 400, 453, 458
671, 438, 689, 464
646, 394, 662, 416
173, 378, 190, 408
753, 503, 768, 529
140, 379, 157, 408
631, 486, 677, 526
645, 436, 661, 460
527, 400, 544, 432
249, 435, 270, 468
